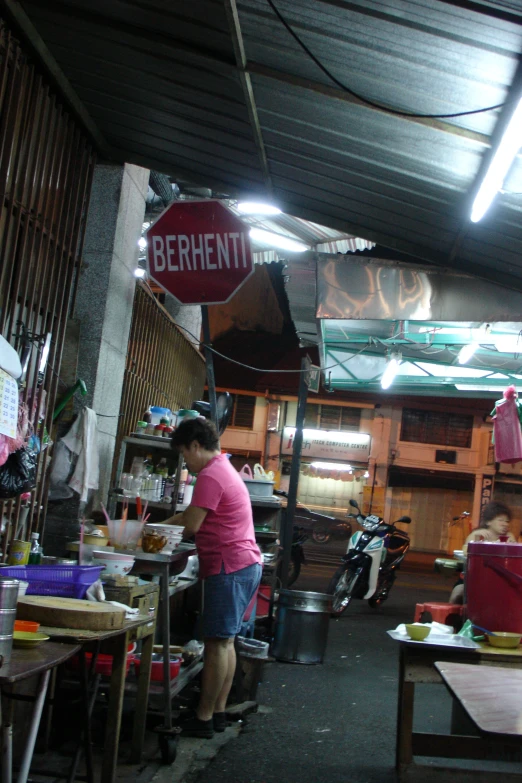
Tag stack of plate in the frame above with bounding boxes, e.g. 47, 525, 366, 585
144, 523, 184, 552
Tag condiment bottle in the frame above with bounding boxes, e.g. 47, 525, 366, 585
28, 532, 42, 565
154, 423, 165, 437
163, 426, 174, 438
177, 467, 188, 504
142, 407, 152, 423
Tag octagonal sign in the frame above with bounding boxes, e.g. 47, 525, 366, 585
146, 200, 254, 305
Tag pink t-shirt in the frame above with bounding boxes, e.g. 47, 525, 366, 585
190, 454, 262, 578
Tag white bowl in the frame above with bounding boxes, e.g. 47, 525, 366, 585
93, 551, 135, 576
93, 550, 135, 561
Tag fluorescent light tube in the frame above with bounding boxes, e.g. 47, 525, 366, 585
458, 342, 478, 364
471, 96, 522, 222
237, 202, 282, 215
249, 228, 308, 252
455, 384, 508, 392
310, 462, 353, 471
381, 356, 401, 390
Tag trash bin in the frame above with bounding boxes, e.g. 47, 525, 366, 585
272, 589, 331, 664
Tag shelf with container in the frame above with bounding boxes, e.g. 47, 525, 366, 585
109, 436, 193, 520
250, 495, 282, 621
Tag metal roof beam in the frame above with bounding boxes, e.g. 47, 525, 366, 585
0, 0, 110, 155
246, 61, 490, 147
224, 0, 272, 194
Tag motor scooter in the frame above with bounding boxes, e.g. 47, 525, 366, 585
274, 490, 352, 586
328, 499, 411, 616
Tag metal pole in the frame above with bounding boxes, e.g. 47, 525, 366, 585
201, 305, 218, 424
281, 357, 309, 589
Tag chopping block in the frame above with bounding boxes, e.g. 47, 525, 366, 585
17, 596, 126, 630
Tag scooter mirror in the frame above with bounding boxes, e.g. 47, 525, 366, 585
396, 515, 412, 524
349, 499, 359, 509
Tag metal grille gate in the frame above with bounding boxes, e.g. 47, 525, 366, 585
0, 16, 95, 553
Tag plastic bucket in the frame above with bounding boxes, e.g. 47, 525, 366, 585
272, 589, 331, 664
467, 541, 522, 633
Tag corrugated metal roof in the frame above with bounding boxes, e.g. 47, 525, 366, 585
16, 0, 522, 287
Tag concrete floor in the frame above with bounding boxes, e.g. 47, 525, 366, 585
182, 565, 458, 783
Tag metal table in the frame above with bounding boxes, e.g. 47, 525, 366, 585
130, 547, 198, 762
0, 642, 80, 783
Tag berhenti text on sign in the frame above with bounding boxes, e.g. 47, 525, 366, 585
145, 200, 254, 305
151, 231, 250, 272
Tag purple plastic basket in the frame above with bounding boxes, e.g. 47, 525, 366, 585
0, 565, 103, 599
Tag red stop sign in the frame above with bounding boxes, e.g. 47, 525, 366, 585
146, 200, 254, 305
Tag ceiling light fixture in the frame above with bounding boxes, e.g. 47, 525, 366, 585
455, 384, 507, 392
138, 237, 147, 251
310, 462, 353, 471
457, 341, 479, 364
494, 335, 522, 353
471, 96, 522, 222
237, 201, 282, 215
381, 352, 401, 390
249, 228, 308, 252
134, 268, 147, 279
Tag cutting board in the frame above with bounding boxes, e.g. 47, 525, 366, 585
17, 596, 126, 631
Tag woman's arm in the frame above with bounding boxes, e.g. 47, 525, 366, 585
164, 506, 208, 537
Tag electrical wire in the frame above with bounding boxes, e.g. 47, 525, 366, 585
266, 0, 506, 120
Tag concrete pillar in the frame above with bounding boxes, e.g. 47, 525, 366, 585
162, 297, 202, 342
44, 163, 149, 554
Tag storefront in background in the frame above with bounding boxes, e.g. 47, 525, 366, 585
279, 425, 371, 514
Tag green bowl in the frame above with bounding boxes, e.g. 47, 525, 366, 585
405, 624, 430, 641
486, 632, 522, 649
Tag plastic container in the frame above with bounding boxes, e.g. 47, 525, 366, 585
14, 620, 40, 633
68, 643, 135, 677
272, 589, 332, 664
134, 652, 182, 682
150, 406, 171, 426
107, 519, 143, 551
467, 541, 522, 633
0, 565, 103, 599
237, 636, 269, 659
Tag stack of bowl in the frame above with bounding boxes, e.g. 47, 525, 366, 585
144, 523, 184, 552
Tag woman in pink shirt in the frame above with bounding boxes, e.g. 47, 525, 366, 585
166, 417, 262, 738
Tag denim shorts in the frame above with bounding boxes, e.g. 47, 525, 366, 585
203, 563, 262, 639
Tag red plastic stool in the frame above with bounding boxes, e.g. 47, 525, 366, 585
414, 602, 466, 629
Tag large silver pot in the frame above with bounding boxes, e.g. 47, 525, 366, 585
272, 589, 332, 665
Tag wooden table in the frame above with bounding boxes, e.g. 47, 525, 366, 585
0, 642, 80, 783
436, 661, 522, 740
393, 636, 522, 780
42, 614, 155, 783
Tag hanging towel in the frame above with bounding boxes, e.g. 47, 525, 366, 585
62, 407, 99, 502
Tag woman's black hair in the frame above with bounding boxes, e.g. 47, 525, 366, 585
171, 417, 220, 452
480, 501, 511, 527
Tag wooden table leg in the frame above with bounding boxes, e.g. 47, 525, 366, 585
101, 630, 129, 783
130, 629, 154, 763
396, 647, 415, 772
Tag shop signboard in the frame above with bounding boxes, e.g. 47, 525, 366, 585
281, 427, 371, 461
146, 200, 254, 305
480, 474, 494, 511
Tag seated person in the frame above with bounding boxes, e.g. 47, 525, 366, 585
449, 501, 516, 604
